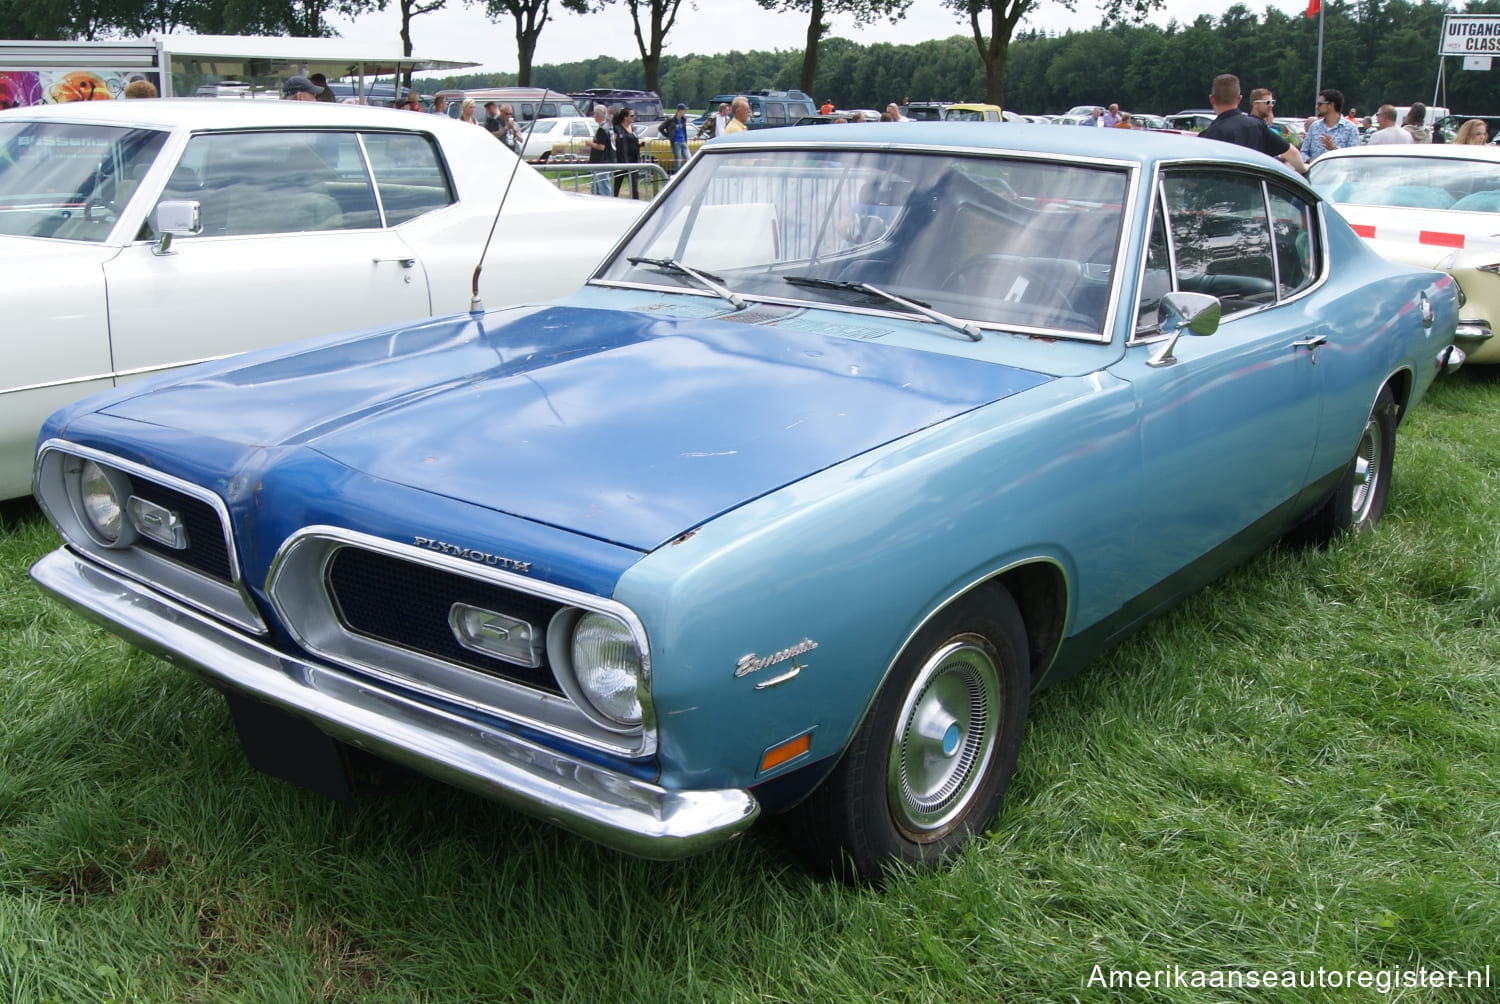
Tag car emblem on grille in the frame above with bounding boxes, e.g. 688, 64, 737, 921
413, 536, 532, 574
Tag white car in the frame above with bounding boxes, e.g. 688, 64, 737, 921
1309, 143, 1500, 365
514, 116, 600, 162
0, 100, 645, 499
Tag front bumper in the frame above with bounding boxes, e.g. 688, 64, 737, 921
30, 548, 760, 859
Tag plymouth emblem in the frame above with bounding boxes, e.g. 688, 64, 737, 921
735, 638, 819, 678
413, 536, 532, 574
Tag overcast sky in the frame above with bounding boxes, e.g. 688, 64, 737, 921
329, 0, 1315, 80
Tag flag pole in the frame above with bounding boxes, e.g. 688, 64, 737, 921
1314, 2, 1325, 107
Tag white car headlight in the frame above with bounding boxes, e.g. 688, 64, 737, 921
75, 460, 135, 547
568, 611, 644, 728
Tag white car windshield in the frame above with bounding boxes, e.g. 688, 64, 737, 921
1310, 155, 1500, 212
0, 121, 168, 241
597, 147, 1130, 337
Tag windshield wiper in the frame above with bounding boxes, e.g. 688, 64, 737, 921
627, 256, 746, 311
782, 275, 981, 341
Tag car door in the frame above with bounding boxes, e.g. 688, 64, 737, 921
1114, 167, 1326, 596
102, 128, 435, 379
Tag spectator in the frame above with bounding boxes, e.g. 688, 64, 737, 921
1102, 103, 1121, 127
1115, 112, 1134, 129
1084, 107, 1104, 126
850, 110, 866, 123
1248, 87, 1275, 126
1300, 88, 1360, 162
1366, 104, 1414, 145
123, 79, 157, 98
659, 103, 692, 172
309, 73, 336, 103
1454, 118, 1489, 145
697, 102, 731, 139
459, 98, 479, 125
612, 106, 641, 198
885, 102, 908, 122
585, 105, 614, 196
725, 96, 751, 133
282, 75, 323, 101
497, 104, 524, 152
1199, 73, 1307, 174
483, 101, 502, 134
820, 99, 834, 114
1402, 103, 1431, 143
433, 95, 448, 116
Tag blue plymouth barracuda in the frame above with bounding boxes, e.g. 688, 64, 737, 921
29, 125, 1459, 883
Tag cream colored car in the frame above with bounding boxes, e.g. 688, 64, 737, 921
1310, 143, 1500, 365
0, 100, 644, 499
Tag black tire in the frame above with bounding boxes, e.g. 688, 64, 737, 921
788, 582, 1030, 884
1302, 385, 1397, 545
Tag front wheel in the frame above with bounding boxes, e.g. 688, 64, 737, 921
787, 583, 1030, 884
1302, 385, 1397, 545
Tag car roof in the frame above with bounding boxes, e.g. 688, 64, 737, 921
713, 121, 1306, 174
1, 98, 473, 135
1310, 143, 1500, 166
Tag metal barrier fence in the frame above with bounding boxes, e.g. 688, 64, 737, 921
534, 162, 670, 201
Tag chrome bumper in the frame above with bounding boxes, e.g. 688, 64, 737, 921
30, 548, 760, 859
1454, 319, 1493, 353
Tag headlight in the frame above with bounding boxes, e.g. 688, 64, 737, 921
565, 611, 644, 728
74, 460, 135, 547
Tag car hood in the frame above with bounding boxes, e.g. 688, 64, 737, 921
97, 305, 1051, 551
1331, 204, 1500, 268
0, 234, 118, 268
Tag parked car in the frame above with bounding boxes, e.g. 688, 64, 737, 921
942, 103, 1003, 122
705, 89, 816, 128
1165, 109, 1216, 132
904, 102, 950, 121
31, 124, 1457, 883
571, 88, 663, 124
1309, 143, 1500, 364
0, 99, 644, 499
435, 88, 582, 122
512, 115, 600, 162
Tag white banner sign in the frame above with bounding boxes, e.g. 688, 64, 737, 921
1442, 15, 1500, 56
1464, 55, 1493, 71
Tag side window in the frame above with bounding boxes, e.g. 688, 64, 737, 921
1162, 171, 1276, 316
156, 131, 372, 237
765, 102, 787, 126
1136, 199, 1173, 333
1267, 183, 1318, 298
361, 131, 455, 226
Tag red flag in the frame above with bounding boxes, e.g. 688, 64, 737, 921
1307, 0, 1321, 16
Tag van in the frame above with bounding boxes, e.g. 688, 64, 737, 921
435, 87, 582, 122
572, 88, 663, 123
706, 89, 817, 129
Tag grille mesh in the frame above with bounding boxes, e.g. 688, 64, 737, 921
130, 480, 233, 581
326, 547, 564, 694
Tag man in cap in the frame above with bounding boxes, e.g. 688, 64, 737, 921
282, 76, 324, 101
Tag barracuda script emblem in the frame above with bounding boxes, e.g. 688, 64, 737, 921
735, 638, 819, 678
413, 536, 532, 574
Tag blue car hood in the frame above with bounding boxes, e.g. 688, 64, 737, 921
99, 306, 1050, 551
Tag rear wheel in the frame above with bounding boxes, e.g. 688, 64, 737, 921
788, 583, 1029, 884
1302, 385, 1397, 544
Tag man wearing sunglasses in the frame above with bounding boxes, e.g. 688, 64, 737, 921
1199, 73, 1308, 174
1301, 88, 1361, 162
1249, 88, 1276, 126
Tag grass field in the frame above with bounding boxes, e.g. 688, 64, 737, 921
1, 370, 1496, 1003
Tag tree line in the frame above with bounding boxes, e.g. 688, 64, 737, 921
5, 0, 1498, 118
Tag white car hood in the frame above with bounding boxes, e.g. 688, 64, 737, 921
0, 234, 120, 270
1332, 203, 1500, 268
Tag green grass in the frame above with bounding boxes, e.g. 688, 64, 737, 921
3, 371, 1498, 1003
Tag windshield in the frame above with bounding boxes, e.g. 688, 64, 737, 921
1310, 155, 1500, 213
0, 121, 167, 242
596, 147, 1130, 338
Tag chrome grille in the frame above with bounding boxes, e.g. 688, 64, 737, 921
130, 478, 233, 582
326, 547, 564, 694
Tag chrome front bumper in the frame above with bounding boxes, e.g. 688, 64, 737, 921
30, 548, 760, 859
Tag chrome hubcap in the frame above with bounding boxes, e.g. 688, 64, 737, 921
1350, 415, 1382, 525
887, 635, 1002, 841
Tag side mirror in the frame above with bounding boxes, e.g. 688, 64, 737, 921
1148, 291, 1221, 367
152, 200, 202, 255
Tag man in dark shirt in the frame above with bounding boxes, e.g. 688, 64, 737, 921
1199, 74, 1307, 175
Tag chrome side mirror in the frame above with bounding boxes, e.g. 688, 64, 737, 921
152, 200, 202, 256
1148, 291, 1221, 368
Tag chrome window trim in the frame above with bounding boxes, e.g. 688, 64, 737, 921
588, 143, 1140, 345
32, 440, 265, 635
266, 526, 656, 759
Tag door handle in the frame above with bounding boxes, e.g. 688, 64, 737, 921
1292, 334, 1327, 364
372, 257, 417, 268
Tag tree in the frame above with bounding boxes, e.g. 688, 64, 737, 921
755, 0, 911, 95
944, 0, 1164, 109
561, 0, 688, 94
480, 0, 551, 85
